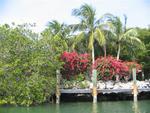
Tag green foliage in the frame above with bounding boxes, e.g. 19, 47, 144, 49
104, 14, 144, 60
136, 28, 150, 79
76, 73, 85, 82
0, 24, 65, 106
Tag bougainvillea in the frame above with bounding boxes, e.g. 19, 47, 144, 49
61, 52, 142, 81
94, 56, 129, 80
61, 51, 90, 80
94, 56, 142, 81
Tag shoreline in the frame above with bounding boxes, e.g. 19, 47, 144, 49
61, 80, 150, 90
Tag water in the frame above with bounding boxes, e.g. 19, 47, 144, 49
0, 100, 150, 113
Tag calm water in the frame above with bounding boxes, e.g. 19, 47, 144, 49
0, 100, 150, 113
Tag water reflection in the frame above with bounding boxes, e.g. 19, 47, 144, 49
1, 101, 150, 113
56, 104, 60, 113
92, 103, 98, 113
132, 102, 141, 113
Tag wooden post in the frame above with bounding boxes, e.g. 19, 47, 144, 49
92, 69, 97, 103
56, 70, 61, 104
132, 68, 138, 102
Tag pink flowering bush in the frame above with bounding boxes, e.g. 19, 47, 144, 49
61, 51, 90, 80
61, 52, 142, 81
94, 56, 142, 81
94, 56, 129, 80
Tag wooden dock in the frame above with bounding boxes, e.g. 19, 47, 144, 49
56, 69, 150, 104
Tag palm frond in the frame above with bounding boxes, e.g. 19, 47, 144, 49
124, 29, 138, 37
122, 29, 141, 44
94, 28, 106, 46
72, 3, 95, 28
96, 13, 115, 25
98, 22, 115, 32
69, 23, 87, 32
72, 32, 85, 50
47, 20, 61, 31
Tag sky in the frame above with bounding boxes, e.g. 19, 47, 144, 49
0, 0, 150, 32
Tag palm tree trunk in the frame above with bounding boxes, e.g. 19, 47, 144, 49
103, 44, 106, 57
92, 46, 95, 65
92, 46, 97, 103
117, 43, 121, 60
116, 43, 121, 81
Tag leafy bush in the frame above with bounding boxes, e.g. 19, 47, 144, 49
0, 75, 56, 106
0, 24, 65, 106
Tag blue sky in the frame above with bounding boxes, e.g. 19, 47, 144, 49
0, 0, 150, 32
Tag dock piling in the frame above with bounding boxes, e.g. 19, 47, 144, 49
132, 68, 138, 102
56, 70, 61, 104
92, 69, 97, 103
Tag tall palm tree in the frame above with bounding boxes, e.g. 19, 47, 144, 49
71, 4, 106, 65
71, 4, 107, 103
106, 14, 143, 60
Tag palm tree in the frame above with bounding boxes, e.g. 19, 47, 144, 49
71, 4, 106, 65
71, 4, 107, 103
42, 20, 74, 52
47, 20, 71, 38
106, 14, 143, 60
